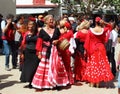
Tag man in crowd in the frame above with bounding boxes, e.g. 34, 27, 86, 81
1, 14, 17, 71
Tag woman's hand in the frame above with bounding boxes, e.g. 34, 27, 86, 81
38, 54, 41, 59
6, 19, 12, 25
100, 19, 104, 24
38, 52, 42, 59
20, 53, 24, 60
28, 32, 33, 35
53, 40, 59, 45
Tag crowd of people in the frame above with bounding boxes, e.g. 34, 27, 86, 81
0, 13, 120, 92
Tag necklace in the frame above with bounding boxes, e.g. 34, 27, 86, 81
45, 26, 54, 34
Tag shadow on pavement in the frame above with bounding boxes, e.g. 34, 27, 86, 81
54, 85, 72, 91
0, 74, 19, 90
0, 81, 19, 90
99, 80, 116, 88
0, 74, 12, 80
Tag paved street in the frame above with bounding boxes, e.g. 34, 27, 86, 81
0, 43, 120, 94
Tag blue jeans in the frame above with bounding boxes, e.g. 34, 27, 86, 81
3, 40, 10, 67
3, 40, 17, 68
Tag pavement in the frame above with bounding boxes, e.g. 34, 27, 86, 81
0, 43, 120, 94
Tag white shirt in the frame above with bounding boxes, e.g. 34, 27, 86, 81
1, 20, 6, 30
109, 29, 118, 47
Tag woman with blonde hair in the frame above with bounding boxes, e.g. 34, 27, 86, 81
76, 20, 90, 31
58, 19, 76, 85
31, 15, 69, 90
74, 20, 90, 82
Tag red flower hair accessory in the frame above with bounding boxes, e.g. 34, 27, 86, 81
95, 17, 101, 22
64, 21, 71, 29
28, 17, 36, 21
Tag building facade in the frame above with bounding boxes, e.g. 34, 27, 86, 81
0, 0, 16, 17
16, 0, 58, 15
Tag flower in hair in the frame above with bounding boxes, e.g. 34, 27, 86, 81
95, 17, 101, 22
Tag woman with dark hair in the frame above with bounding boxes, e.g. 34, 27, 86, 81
20, 17, 39, 88
82, 17, 114, 87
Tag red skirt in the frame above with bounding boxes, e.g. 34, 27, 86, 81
74, 52, 86, 81
32, 45, 69, 89
59, 49, 74, 84
82, 45, 114, 83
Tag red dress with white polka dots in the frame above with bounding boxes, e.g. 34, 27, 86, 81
82, 26, 114, 83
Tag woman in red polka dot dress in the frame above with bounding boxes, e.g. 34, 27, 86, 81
82, 17, 114, 87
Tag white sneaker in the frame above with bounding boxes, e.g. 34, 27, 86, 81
5, 67, 11, 71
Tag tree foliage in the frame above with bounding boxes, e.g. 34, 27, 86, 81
51, 0, 120, 15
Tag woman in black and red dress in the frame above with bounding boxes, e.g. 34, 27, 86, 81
20, 17, 39, 88
31, 15, 69, 90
